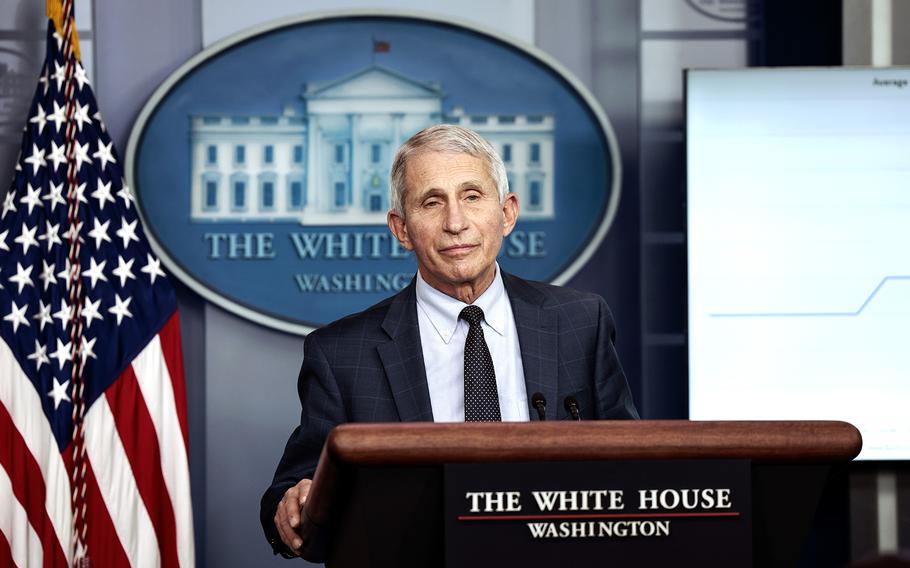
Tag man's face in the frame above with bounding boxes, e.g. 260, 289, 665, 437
387, 151, 519, 299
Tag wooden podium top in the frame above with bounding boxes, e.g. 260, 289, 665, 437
320, 420, 861, 465
301, 420, 861, 544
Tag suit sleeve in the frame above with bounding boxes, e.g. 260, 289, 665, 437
260, 331, 348, 556
592, 296, 640, 419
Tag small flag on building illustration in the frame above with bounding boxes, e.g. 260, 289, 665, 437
373, 38, 391, 53
0, 1, 195, 566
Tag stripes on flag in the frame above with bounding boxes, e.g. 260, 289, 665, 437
0, 6, 195, 567
0, 338, 73, 567
1, 309, 194, 567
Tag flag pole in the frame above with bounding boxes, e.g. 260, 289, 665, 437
47, 0, 90, 565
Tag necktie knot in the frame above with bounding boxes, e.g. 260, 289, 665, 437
459, 305, 485, 327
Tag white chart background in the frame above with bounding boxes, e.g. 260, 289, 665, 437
687, 67, 910, 460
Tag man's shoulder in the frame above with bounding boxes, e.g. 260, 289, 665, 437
503, 273, 617, 343
503, 272, 607, 310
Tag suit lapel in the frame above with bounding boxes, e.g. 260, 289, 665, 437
377, 282, 435, 422
503, 273, 559, 421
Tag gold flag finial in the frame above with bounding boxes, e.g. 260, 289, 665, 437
46, 0, 82, 60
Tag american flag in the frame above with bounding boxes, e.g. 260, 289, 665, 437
0, 9, 194, 568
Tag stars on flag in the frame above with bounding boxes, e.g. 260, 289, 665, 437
9, 262, 34, 294
44, 181, 67, 211
92, 179, 115, 210
24, 143, 47, 174
73, 62, 90, 90
73, 100, 92, 131
47, 100, 66, 132
2, 192, 16, 218
14, 223, 39, 253
28, 339, 50, 371
112, 255, 135, 287
49, 337, 72, 369
92, 141, 116, 171
38, 219, 63, 250
0, 20, 174, 435
116, 217, 139, 248
82, 257, 108, 289
47, 140, 67, 171
117, 184, 135, 209
4, 300, 29, 332
87, 217, 111, 249
73, 140, 92, 170
108, 293, 133, 325
55, 257, 70, 282
141, 253, 166, 284
53, 298, 72, 328
33, 299, 53, 331
37, 64, 49, 95
80, 335, 97, 360
51, 59, 67, 91
20, 183, 44, 215
82, 297, 103, 329
72, 182, 88, 204
46, 377, 71, 409
38, 259, 57, 290
30, 103, 48, 135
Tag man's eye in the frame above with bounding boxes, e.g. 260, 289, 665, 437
465, 193, 480, 201
424, 200, 440, 208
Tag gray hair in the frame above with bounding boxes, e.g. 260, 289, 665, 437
388, 124, 509, 215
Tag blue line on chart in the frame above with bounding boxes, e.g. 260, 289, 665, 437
710, 275, 910, 318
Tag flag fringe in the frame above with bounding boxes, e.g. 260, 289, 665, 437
45, 0, 82, 60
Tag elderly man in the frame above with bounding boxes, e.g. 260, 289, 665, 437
261, 124, 638, 557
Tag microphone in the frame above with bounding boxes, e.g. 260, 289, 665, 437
564, 396, 581, 421
531, 392, 547, 421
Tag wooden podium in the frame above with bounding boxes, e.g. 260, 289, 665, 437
297, 421, 861, 567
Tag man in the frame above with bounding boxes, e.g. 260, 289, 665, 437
261, 124, 638, 557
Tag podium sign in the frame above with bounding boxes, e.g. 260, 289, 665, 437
445, 460, 752, 567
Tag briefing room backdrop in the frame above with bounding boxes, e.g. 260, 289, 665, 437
1, 0, 907, 566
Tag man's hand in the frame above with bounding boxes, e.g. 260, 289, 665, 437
274, 478, 313, 555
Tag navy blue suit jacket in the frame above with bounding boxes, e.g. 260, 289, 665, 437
260, 272, 638, 553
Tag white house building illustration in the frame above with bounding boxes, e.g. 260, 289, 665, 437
189, 66, 555, 225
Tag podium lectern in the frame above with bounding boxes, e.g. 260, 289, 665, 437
297, 421, 861, 567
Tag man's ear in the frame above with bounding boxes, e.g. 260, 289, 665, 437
387, 210, 413, 250
501, 192, 520, 237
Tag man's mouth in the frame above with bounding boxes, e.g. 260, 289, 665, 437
440, 244, 477, 255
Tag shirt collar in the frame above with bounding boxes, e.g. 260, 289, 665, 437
415, 263, 508, 344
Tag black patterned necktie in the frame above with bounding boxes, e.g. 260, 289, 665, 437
459, 305, 502, 422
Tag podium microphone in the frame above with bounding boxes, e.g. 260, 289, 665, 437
531, 392, 547, 421
564, 396, 581, 421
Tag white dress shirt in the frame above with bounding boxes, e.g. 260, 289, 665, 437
415, 264, 530, 422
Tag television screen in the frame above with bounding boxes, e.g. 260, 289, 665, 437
686, 67, 910, 460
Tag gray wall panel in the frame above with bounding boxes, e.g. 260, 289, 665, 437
93, 0, 202, 150
204, 304, 308, 566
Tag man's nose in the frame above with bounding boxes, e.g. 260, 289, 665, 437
443, 201, 467, 233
